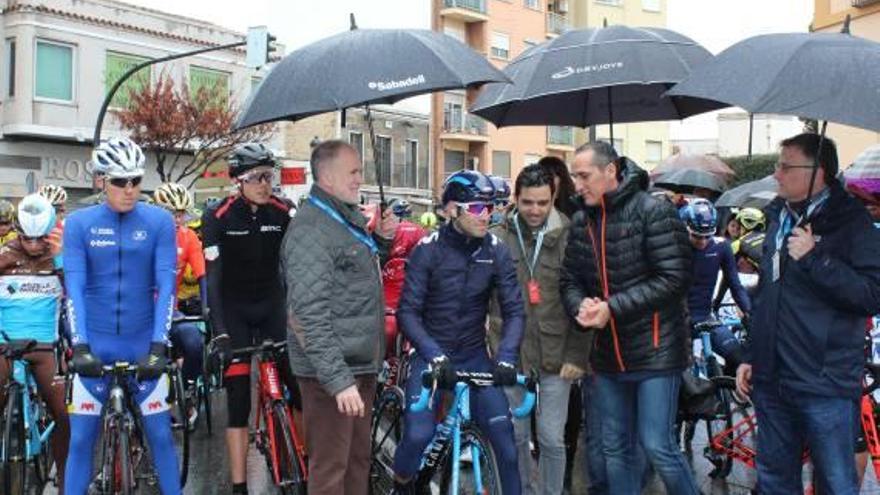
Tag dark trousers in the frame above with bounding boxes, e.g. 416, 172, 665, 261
299, 374, 376, 495
754, 383, 859, 494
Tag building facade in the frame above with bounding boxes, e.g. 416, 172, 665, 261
0, 0, 276, 204
813, 0, 880, 166
430, 0, 670, 196
280, 106, 432, 210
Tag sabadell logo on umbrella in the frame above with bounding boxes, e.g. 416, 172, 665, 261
552, 62, 625, 79
368, 74, 427, 92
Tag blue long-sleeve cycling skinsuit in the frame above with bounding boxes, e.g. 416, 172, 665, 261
393, 224, 525, 494
63, 202, 180, 495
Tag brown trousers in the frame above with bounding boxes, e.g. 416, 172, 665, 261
299, 374, 377, 495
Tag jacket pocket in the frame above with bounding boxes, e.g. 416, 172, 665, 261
334, 243, 375, 281
537, 320, 567, 372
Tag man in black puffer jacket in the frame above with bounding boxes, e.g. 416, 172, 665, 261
560, 142, 697, 495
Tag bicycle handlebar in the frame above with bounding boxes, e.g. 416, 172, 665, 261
411, 370, 537, 418
172, 315, 207, 324
229, 340, 287, 358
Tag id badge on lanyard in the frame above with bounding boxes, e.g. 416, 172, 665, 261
515, 213, 546, 305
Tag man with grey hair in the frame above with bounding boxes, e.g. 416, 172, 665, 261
560, 142, 695, 494
282, 139, 397, 494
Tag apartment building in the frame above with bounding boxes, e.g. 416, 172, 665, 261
431, 0, 669, 196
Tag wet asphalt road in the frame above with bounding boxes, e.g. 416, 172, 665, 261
37, 387, 880, 494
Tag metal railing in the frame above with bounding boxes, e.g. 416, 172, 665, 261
547, 126, 574, 146
443, 0, 487, 14
443, 112, 488, 136
546, 12, 571, 35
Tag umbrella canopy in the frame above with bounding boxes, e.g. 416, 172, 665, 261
470, 25, 722, 128
236, 28, 509, 129
653, 168, 727, 194
715, 175, 779, 209
650, 153, 735, 180
844, 144, 880, 180
665, 32, 880, 132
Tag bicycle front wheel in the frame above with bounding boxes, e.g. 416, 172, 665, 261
270, 402, 307, 495
1, 387, 28, 495
439, 425, 502, 495
169, 367, 191, 487
369, 386, 404, 494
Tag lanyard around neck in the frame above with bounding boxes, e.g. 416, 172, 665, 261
513, 212, 546, 279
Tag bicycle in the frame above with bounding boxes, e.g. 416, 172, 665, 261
228, 340, 307, 495
0, 336, 56, 495
399, 370, 537, 495
171, 313, 215, 435
679, 317, 742, 479
80, 360, 189, 494
369, 331, 413, 494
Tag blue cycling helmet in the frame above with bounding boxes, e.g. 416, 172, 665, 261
442, 170, 494, 205
488, 175, 511, 206
681, 198, 718, 237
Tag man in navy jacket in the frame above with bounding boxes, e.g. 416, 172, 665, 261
392, 169, 525, 494
737, 133, 880, 494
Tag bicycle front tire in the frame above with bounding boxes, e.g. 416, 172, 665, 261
439, 425, 502, 495
271, 402, 307, 495
2, 387, 28, 495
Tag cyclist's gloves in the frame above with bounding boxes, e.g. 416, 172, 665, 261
430, 355, 458, 390
71, 344, 103, 378
137, 342, 168, 381
208, 333, 232, 374
493, 361, 518, 387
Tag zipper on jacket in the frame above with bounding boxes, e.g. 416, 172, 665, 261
652, 312, 660, 348
116, 213, 122, 335
587, 200, 626, 372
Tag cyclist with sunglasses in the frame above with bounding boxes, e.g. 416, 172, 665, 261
63, 137, 180, 495
0, 199, 17, 247
153, 182, 206, 428
201, 142, 299, 495
681, 199, 751, 368
392, 169, 525, 494
0, 193, 68, 493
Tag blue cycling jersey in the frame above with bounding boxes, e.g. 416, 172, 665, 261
63, 202, 177, 346
0, 274, 62, 343
688, 236, 751, 323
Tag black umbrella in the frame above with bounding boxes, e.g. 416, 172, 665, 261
236, 17, 507, 204
653, 168, 727, 195
470, 25, 722, 143
715, 175, 779, 209
665, 31, 880, 133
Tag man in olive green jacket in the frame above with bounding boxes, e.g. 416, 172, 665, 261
489, 164, 592, 495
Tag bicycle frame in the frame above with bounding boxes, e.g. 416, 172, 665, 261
231, 340, 307, 487
0, 340, 55, 465
411, 371, 536, 495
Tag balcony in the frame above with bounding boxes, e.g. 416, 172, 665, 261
546, 12, 570, 37
441, 0, 489, 23
853, 0, 880, 6
547, 126, 575, 151
441, 113, 490, 142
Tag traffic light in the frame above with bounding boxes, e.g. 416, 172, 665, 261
246, 26, 276, 69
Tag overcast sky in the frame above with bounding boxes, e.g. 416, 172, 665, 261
131, 0, 814, 138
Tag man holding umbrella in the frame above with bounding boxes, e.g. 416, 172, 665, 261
737, 133, 880, 493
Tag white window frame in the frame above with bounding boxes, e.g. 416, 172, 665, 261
492, 150, 512, 178
490, 32, 510, 60
594, 0, 623, 6
348, 131, 364, 165
641, 0, 662, 12
524, 0, 541, 10
5, 38, 15, 99
33, 38, 76, 104
406, 139, 419, 188
645, 140, 663, 163
376, 134, 393, 186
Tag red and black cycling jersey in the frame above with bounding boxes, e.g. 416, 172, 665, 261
201, 195, 290, 334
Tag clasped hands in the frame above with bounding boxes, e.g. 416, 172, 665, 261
575, 297, 611, 329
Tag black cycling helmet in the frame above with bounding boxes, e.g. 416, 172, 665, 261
736, 231, 765, 268
228, 143, 276, 178
442, 170, 494, 205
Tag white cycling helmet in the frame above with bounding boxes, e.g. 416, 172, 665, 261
92, 137, 145, 179
16, 194, 56, 237
38, 183, 68, 207
153, 182, 193, 211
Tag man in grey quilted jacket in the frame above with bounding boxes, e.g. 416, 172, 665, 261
282, 139, 397, 495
